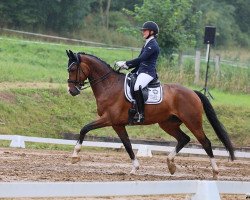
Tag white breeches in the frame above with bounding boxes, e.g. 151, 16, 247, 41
134, 73, 154, 91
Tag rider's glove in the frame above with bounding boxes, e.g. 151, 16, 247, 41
115, 61, 128, 69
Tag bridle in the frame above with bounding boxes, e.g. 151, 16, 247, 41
67, 57, 112, 91
67, 61, 88, 90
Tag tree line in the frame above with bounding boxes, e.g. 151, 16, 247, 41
0, 0, 249, 56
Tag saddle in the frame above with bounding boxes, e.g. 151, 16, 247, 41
124, 73, 163, 124
124, 73, 163, 104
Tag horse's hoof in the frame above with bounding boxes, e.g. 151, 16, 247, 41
213, 170, 219, 180
71, 156, 80, 164
130, 167, 139, 175
130, 165, 139, 175
167, 158, 176, 175
130, 159, 139, 175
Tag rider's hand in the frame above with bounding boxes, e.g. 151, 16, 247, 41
115, 61, 128, 69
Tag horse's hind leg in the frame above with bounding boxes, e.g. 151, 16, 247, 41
158, 122, 190, 175
112, 125, 139, 174
183, 118, 219, 179
194, 130, 219, 179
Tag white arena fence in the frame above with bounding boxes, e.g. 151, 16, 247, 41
0, 180, 249, 199
0, 134, 250, 158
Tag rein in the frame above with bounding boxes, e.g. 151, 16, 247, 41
79, 70, 113, 90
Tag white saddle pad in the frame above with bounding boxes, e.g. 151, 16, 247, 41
124, 74, 163, 104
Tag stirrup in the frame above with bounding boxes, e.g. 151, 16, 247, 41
133, 113, 144, 123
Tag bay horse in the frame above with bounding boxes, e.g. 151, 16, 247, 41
66, 50, 235, 179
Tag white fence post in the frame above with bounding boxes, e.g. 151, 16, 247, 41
192, 181, 220, 200
214, 54, 220, 78
178, 51, 184, 73
136, 145, 152, 157
194, 50, 201, 84
9, 135, 25, 148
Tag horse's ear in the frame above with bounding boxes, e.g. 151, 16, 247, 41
68, 50, 76, 60
66, 50, 70, 58
69, 50, 74, 56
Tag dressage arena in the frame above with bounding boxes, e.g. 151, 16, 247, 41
0, 146, 249, 200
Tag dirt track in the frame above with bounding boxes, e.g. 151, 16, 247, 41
0, 82, 63, 90
0, 147, 249, 199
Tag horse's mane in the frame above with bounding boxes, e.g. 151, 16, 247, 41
79, 52, 124, 75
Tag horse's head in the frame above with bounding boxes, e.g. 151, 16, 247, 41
66, 50, 89, 96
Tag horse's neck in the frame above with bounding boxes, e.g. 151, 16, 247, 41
89, 66, 110, 82
87, 57, 123, 98
88, 58, 110, 82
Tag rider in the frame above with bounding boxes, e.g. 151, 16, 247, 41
116, 21, 160, 123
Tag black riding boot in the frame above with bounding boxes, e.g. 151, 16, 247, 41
133, 89, 145, 123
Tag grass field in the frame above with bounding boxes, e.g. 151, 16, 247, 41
0, 36, 133, 83
0, 36, 249, 148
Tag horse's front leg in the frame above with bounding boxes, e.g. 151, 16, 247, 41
112, 125, 139, 174
72, 118, 109, 164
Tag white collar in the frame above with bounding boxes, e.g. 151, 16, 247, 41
144, 36, 154, 47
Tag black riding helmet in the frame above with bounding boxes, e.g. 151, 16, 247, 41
140, 21, 159, 36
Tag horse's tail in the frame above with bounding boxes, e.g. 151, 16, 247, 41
194, 90, 235, 160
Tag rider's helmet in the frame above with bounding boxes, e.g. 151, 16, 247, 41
140, 21, 159, 36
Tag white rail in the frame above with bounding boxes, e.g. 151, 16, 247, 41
0, 180, 249, 199
0, 134, 250, 159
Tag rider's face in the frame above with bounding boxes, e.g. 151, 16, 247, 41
142, 29, 150, 39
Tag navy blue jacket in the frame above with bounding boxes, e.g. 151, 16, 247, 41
126, 38, 160, 78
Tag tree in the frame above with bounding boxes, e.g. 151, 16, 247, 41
128, 0, 200, 56
224, 0, 250, 46
110, 0, 143, 11
222, 0, 250, 34
0, 0, 93, 35
194, 0, 239, 47
193, 0, 250, 47
98, 0, 112, 29
0, 0, 44, 30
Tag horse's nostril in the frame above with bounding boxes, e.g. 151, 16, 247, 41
69, 88, 80, 96
68, 88, 74, 95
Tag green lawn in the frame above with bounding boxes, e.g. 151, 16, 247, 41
0, 36, 134, 83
